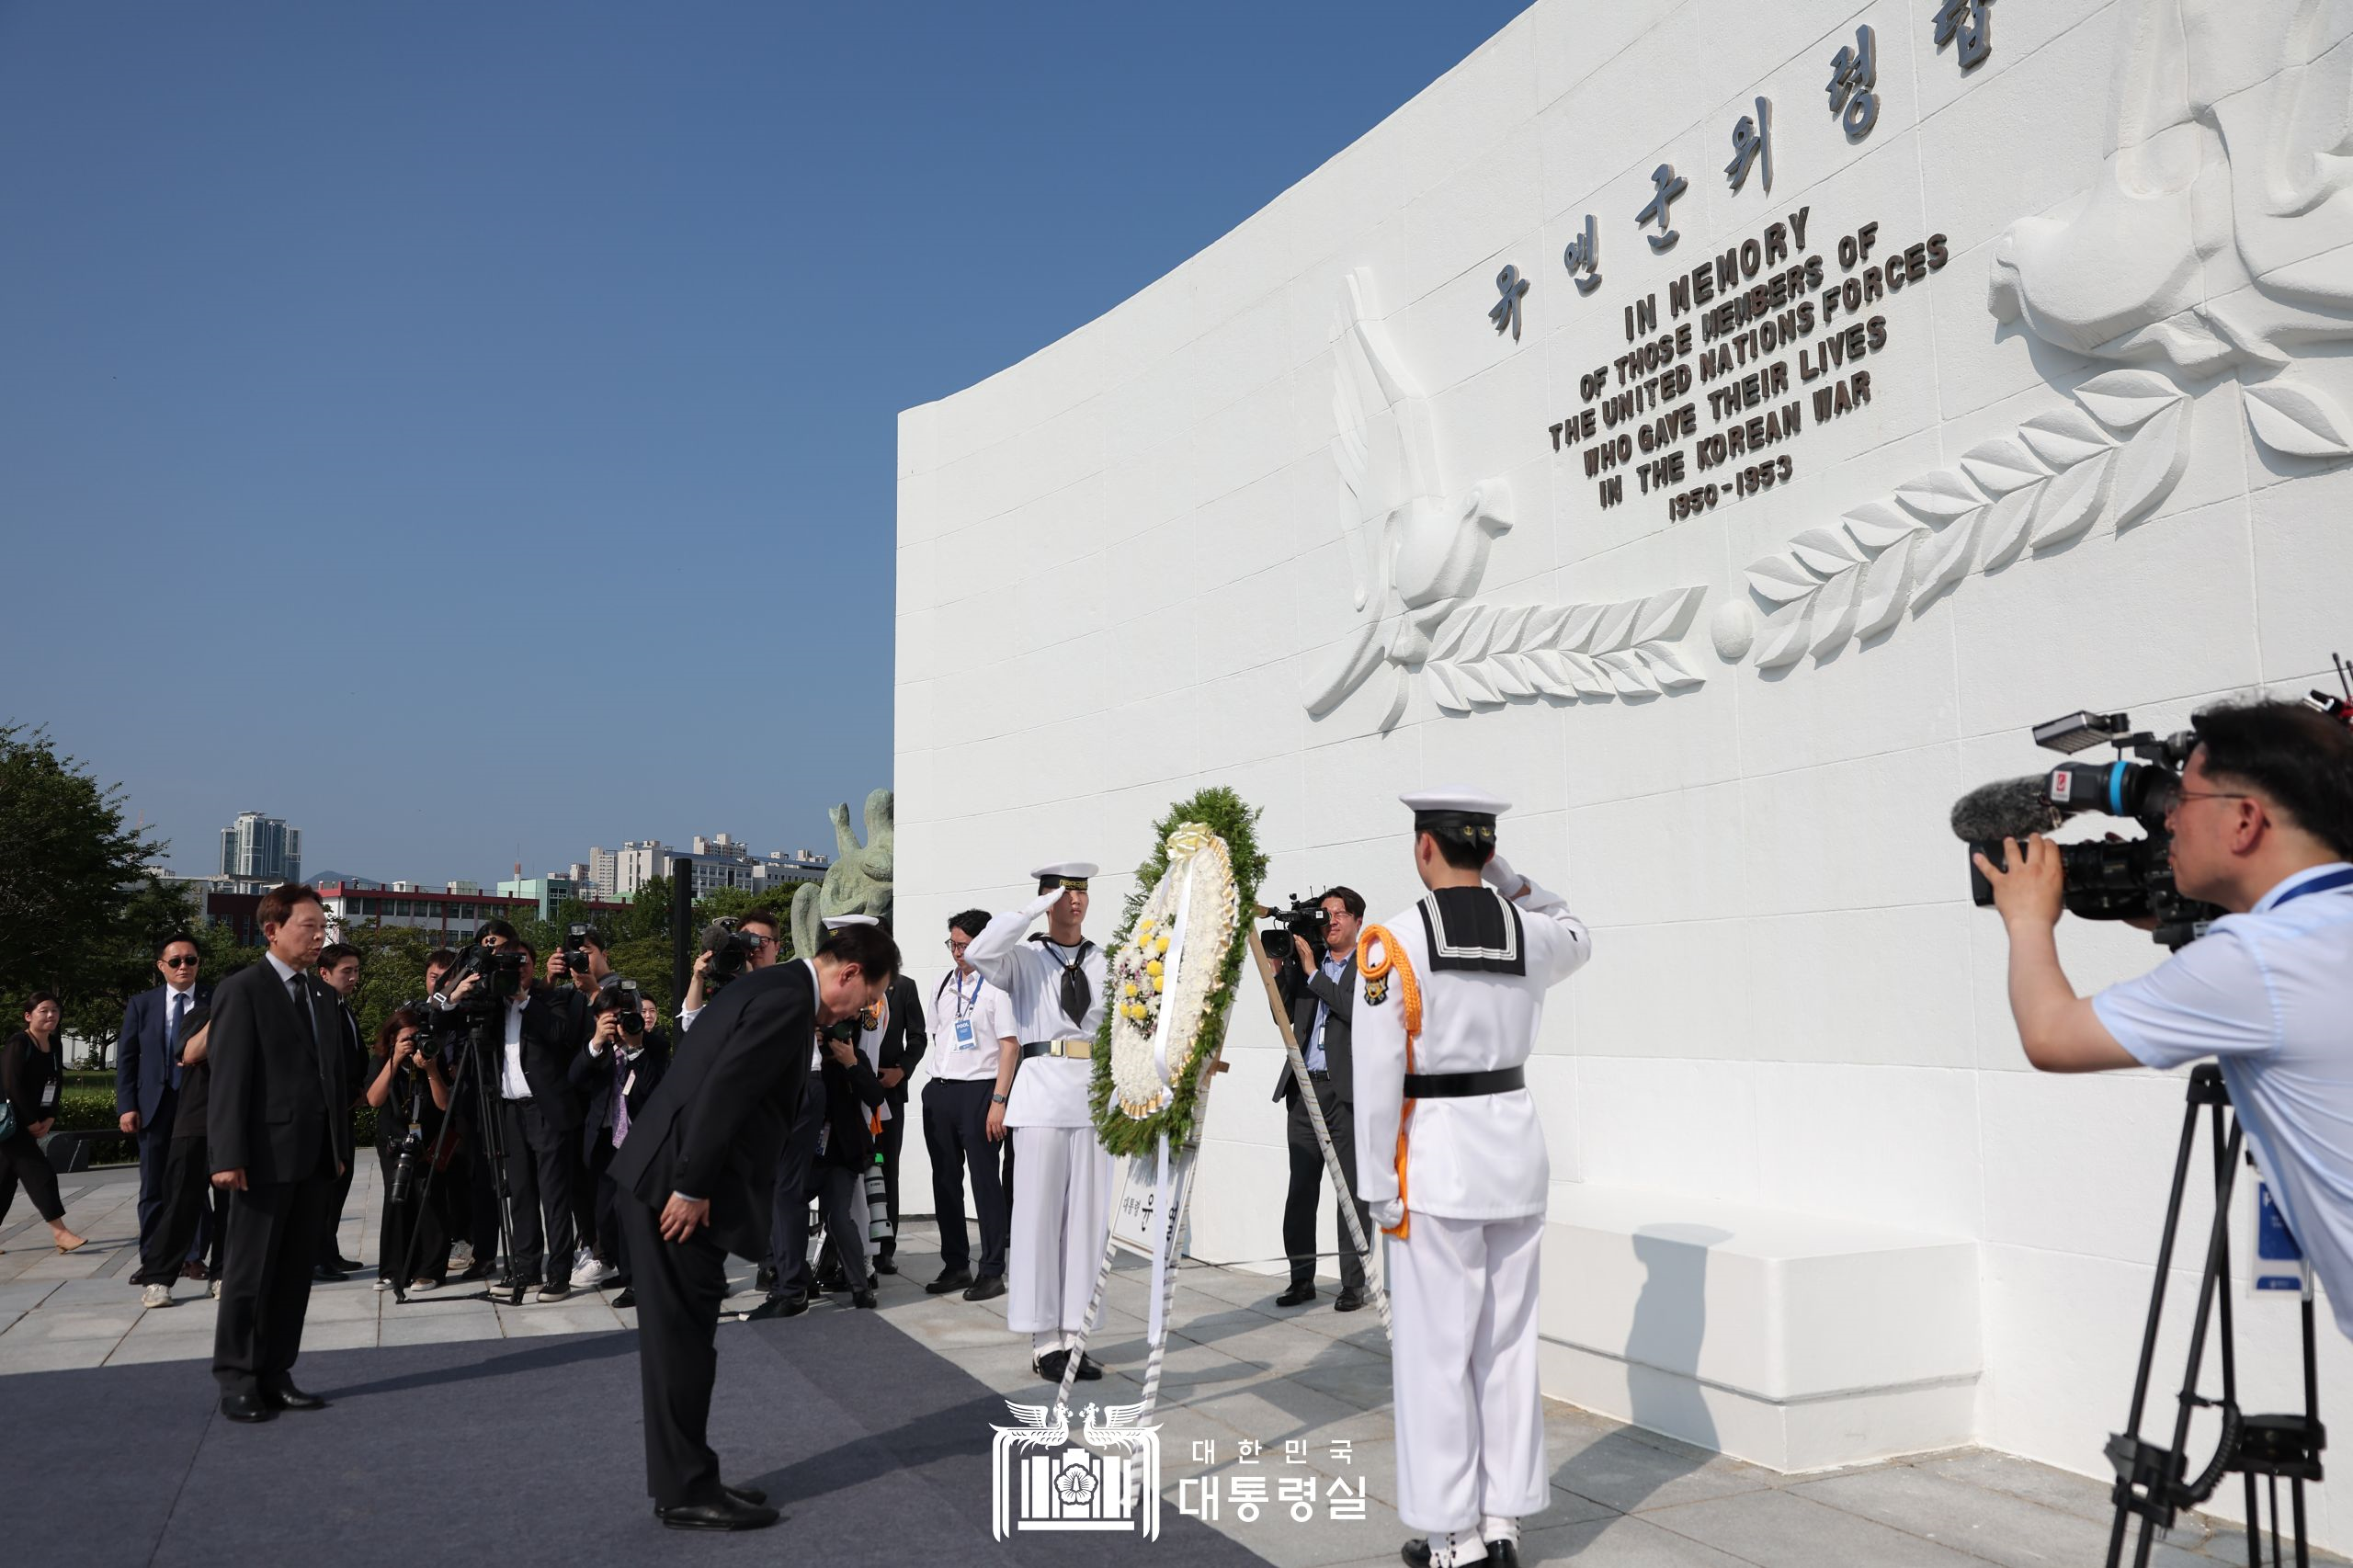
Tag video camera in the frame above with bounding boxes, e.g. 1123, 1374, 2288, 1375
1257, 892, 1332, 966
1951, 710, 2223, 950
443, 939, 527, 1012
701, 917, 762, 984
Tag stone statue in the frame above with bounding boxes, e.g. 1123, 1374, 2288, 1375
790, 788, 894, 960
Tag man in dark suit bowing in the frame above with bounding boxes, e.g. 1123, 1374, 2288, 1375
207, 882, 348, 1424
1272, 886, 1372, 1312
613, 920, 901, 1532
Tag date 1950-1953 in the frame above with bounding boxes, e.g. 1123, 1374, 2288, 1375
1667, 453, 1792, 520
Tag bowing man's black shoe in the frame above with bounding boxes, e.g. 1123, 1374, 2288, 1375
1400, 1537, 1515, 1567
1334, 1289, 1367, 1313
265, 1382, 329, 1412
1275, 1282, 1317, 1308
874, 1250, 898, 1275
329, 1254, 366, 1274
962, 1274, 1007, 1302
654, 1494, 780, 1532
850, 1289, 878, 1309
219, 1392, 278, 1424
312, 1264, 348, 1284
742, 1294, 808, 1322
723, 1483, 767, 1506
926, 1267, 973, 1295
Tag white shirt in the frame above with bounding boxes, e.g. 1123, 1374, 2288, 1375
2093, 861, 2353, 1338
1353, 876, 1591, 1221
964, 890, 1108, 1129
500, 994, 532, 1100
927, 968, 1017, 1084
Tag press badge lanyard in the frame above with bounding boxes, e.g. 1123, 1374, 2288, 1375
948, 971, 981, 1050
2268, 867, 2353, 909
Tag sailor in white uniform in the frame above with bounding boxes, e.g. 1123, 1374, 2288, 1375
1354, 790, 1591, 1568
963, 861, 1112, 1384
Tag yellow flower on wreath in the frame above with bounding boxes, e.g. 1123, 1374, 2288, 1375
1154, 933, 1170, 954
1123, 981, 1139, 998
1145, 959, 1164, 978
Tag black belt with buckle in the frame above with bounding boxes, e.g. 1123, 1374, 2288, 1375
1403, 1066, 1526, 1098
1306, 1068, 1331, 1081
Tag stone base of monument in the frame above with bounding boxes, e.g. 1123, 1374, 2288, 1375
1536, 1186, 1980, 1474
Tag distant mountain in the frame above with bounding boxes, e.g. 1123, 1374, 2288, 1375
307, 869, 377, 889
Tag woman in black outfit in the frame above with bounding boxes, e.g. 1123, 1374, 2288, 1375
364, 1006, 454, 1290
1, 992, 89, 1253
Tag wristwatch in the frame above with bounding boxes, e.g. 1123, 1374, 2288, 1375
990, 1093, 1008, 1105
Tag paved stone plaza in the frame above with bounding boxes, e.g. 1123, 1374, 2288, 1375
0, 1162, 2330, 1567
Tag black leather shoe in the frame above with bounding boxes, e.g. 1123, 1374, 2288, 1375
330, 1255, 366, 1273
1487, 1543, 1519, 1568
1334, 1290, 1367, 1312
312, 1265, 348, 1284
1275, 1282, 1316, 1307
219, 1392, 277, 1424
612, 1288, 636, 1310
754, 1266, 777, 1294
742, 1294, 809, 1322
813, 1268, 847, 1294
265, 1382, 328, 1412
850, 1289, 878, 1309
723, 1483, 767, 1506
654, 1495, 780, 1531
962, 1274, 1007, 1302
926, 1267, 974, 1295
1035, 1348, 1071, 1382
1074, 1352, 1105, 1381
874, 1252, 897, 1275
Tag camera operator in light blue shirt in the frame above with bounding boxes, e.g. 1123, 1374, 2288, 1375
1976, 699, 2353, 1337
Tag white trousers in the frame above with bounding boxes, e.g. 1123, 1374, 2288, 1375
1006, 1124, 1113, 1336
1385, 1212, 1547, 1534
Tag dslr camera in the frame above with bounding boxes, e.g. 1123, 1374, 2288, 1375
598, 974, 644, 1038
1952, 710, 2223, 950
1258, 892, 1332, 966
701, 917, 762, 983
561, 924, 600, 977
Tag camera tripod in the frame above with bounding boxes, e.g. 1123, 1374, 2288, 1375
386, 1014, 529, 1308
2106, 1065, 2325, 1568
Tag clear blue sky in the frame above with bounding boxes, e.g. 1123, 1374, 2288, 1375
0, 1, 1532, 886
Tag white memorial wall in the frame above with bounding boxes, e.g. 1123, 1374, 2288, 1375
892, 0, 2353, 1537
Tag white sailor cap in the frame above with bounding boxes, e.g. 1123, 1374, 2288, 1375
1031, 861, 1098, 889
1400, 787, 1510, 844
822, 914, 880, 931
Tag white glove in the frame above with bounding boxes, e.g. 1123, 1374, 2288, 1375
1370, 1198, 1405, 1231
1481, 852, 1524, 897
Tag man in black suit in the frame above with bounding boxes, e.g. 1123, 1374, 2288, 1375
121, 933, 212, 1305
207, 882, 347, 1424
613, 920, 900, 1531
312, 942, 369, 1280
449, 933, 588, 1301
569, 980, 668, 1307
870, 950, 925, 1275
1272, 887, 1372, 1312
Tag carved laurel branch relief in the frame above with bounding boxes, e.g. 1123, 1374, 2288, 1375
1422, 585, 1708, 711
1733, 369, 2193, 669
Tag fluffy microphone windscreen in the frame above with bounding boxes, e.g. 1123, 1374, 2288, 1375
1949, 774, 2060, 843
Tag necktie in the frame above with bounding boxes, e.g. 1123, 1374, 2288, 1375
611, 1053, 631, 1149
169, 993, 188, 1088
289, 975, 316, 1049
1051, 947, 1092, 1028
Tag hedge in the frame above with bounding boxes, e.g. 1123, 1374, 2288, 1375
47, 1088, 376, 1165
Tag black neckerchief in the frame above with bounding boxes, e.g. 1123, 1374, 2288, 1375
1416, 887, 1525, 975
1028, 933, 1097, 1027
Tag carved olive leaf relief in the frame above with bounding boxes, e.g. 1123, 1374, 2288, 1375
1734, 369, 2192, 670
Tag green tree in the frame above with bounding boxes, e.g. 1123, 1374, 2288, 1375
0, 725, 164, 1006
54, 875, 258, 1068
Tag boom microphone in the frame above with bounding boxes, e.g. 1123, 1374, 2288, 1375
1949, 774, 2061, 844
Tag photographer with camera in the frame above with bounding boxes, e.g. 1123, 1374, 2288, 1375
445, 929, 590, 1301
1976, 699, 2353, 1338
677, 913, 779, 1031
570, 979, 667, 1305
364, 1006, 454, 1291
1270, 887, 1372, 1312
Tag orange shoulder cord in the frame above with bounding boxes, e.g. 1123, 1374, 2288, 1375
1355, 925, 1422, 1240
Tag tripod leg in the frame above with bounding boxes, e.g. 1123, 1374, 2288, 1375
2109, 1087, 2210, 1568
2291, 1477, 2308, 1568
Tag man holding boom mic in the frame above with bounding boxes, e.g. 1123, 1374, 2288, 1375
1967, 697, 2353, 1338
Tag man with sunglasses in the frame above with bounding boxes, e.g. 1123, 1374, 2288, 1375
1977, 697, 2353, 1340
121, 933, 214, 1305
